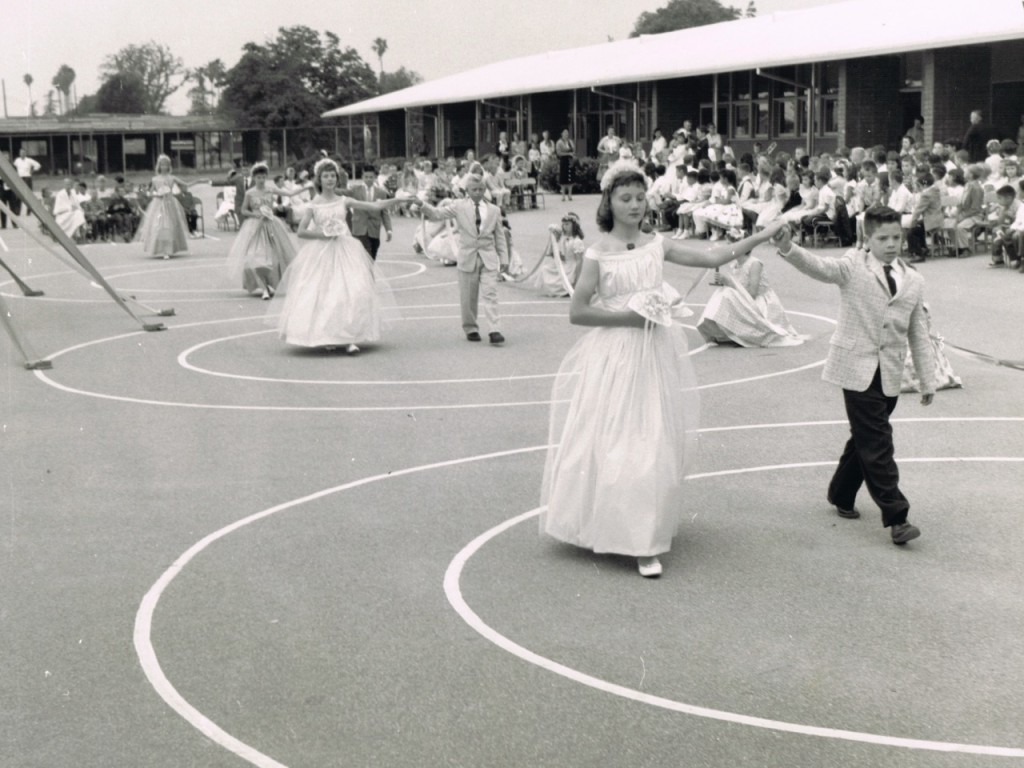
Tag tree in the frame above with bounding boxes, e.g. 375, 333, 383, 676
222, 26, 377, 129
75, 93, 99, 115
186, 58, 227, 115
23, 74, 34, 117
745, 0, 757, 17
101, 41, 183, 114
630, 0, 743, 36
371, 37, 388, 81
96, 74, 147, 113
379, 67, 422, 95
51, 64, 76, 115
43, 90, 57, 117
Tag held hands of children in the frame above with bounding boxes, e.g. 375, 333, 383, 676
770, 222, 795, 254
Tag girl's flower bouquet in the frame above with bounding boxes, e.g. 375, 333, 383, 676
321, 218, 346, 237
627, 283, 693, 326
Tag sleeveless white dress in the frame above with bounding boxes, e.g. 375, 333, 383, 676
540, 235, 700, 557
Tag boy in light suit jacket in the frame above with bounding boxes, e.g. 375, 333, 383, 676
773, 205, 936, 545
347, 165, 392, 261
416, 175, 509, 344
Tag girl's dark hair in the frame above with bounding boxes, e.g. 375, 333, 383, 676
595, 169, 647, 232
769, 167, 786, 186
720, 168, 737, 187
697, 169, 711, 184
561, 213, 585, 239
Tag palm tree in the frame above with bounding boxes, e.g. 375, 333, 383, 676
23, 73, 34, 116
371, 37, 388, 82
51, 65, 75, 115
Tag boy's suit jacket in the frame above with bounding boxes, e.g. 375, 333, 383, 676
782, 245, 936, 397
422, 198, 508, 273
910, 185, 944, 232
346, 183, 391, 238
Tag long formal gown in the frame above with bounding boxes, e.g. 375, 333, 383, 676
225, 189, 297, 294
697, 257, 804, 347
540, 235, 700, 557
271, 197, 395, 347
135, 177, 190, 257
529, 234, 584, 297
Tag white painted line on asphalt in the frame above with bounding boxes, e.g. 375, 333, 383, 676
445, 456, 1024, 758
134, 445, 544, 768
135, 446, 1024, 765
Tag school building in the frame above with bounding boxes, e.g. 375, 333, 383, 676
323, 0, 1024, 161
3, 0, 1021, 175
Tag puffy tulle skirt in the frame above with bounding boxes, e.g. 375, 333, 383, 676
136, 196, 189, 257
540, 323, 700, 557
697, 286, 804, 348
226, 216, 297, 293
269, 234, 396, 347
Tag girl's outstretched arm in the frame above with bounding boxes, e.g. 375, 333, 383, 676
664, 221, 784, 269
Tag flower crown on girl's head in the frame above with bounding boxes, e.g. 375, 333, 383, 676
250, 161, 269, 177
599, 158, 649, 192
313, 157, 340, 177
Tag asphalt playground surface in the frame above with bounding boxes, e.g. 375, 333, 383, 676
2, 186, 1023, 768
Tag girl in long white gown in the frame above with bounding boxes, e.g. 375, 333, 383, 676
135, 154, 208, 259
225, 162, 307, 299
697, 253, 804, 347
270, 158, 406, 354
539, 161, 783, 577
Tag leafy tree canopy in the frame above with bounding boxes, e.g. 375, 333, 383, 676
221, 26, 377, 127
380, 67, 423, 95
101, 41, 184, 114
630, 0, 750, 36
95, 73, 148, 113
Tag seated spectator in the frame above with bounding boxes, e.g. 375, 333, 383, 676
984, 139, 1004, 177
176, 188, 201, 237
755, 167, 789, 230
782, 170, 819, 225
799, 169, 837, 241
906, 171, 943, 262
989, 184, 1023, 268
506, 155, 538, 209
887, 169, 912, 220
671, 168, 706, 239
696, 168, 743, 240
482, 155, 511, 209
105, 184, 139, 241
52, 177, 87, 241
953, 164, 987, 256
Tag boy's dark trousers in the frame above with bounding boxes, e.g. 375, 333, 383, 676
828, 367, 910, 528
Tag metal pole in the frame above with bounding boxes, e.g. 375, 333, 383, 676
807, 63, 816, 157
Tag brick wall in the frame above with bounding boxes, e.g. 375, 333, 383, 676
925, 46, 992, 147
840, 56, 903, 150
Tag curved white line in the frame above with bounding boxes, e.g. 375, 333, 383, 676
444, 457, 1024, 758
37, 306, 832, 410
134, 447, 1024, 766
134, 445, 543, 768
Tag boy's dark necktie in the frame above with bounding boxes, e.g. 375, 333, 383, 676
883, 264, 897, 296
475, 204, 481, 233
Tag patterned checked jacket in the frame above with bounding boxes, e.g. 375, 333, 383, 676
781, 245, 936, 396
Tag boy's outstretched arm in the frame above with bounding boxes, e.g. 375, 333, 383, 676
772, 223, 852, 285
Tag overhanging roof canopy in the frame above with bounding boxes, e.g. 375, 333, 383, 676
324, 0, 1024, 118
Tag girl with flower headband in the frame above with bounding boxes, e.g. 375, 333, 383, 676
269, 157, 406, 354
539, 159, 784, 578
135, 154, 209, 259
225, 162, 311, 300
521, 212, 585, 297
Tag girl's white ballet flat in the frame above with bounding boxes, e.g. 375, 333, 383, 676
637, 557, 662, 578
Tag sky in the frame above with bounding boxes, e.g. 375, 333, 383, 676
0, 0, 852, 118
